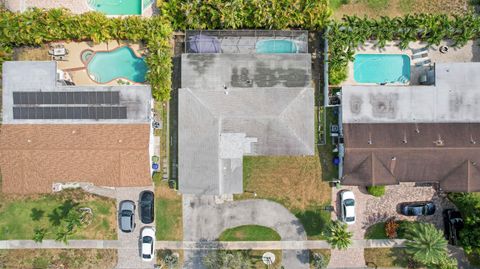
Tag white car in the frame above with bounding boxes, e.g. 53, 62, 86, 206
340, 190, 356, 225
141, 227, 155, 262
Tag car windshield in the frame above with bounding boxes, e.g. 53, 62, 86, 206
142, 254, 151, 259
346, 216, 355, 222
344, 199, 355, 206
408, 206, 423, 215
143, 236, 153, 244
121, 210, 132, 216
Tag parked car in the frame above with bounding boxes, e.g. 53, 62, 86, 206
141, 227, 156, 262
139, 191, 155, 224
340, 190, 356, 225
119, 200, 136, 233
443, 209, 464, 245
399, 201, 435, 216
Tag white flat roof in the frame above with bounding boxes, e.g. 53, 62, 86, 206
342, 62, 480, 123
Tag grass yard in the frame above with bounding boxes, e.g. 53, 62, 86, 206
218, 225, 281, 241
155, 181, 183, 240
364, 248, 409, 268
236, 155, 332, 240
364, 222, 387, 239
331, 0, 471, 19
0, 189, 116, 240
157, 249, 183, 269
365, 220, 419, 239
13, 45, 51, 61
310, 249, 331, 269
0, 249, 117, 269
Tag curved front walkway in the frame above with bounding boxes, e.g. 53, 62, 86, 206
182, 195, 309, 269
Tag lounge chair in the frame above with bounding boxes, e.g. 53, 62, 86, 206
411, 47, 428, 55
411, 52, 428, 60
415, 59, 431, 67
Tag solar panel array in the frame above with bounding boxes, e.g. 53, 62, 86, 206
13, 92, 120, 105
12, 91, 128, 120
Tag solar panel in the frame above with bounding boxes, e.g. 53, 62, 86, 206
12, 106, 128, 120
12, 92, 121, 105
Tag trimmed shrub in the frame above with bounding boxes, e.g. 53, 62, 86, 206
367, 186, 385, 197
385, 218, 399, 239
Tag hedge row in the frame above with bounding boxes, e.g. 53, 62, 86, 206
0, 8, 172, 100
158, 0, 331, 30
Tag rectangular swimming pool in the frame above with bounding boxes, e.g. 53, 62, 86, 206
354, 54, 411, 84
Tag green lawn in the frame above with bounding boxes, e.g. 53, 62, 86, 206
218, 225, 281, 241
364, 221, 420, 240
0, 249, 117, 269
365, 222, 387, 239
364, 248, 409, 268
236, 155, 332, 240
0, 190, 116, 240
155, 181, 183, 240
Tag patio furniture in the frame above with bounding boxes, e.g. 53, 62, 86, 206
411, 46, 428, 55
52, 55, 67, 61
411, 52, 428, 60
415, 59, 431, 67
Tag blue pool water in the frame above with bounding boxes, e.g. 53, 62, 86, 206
87, 47, 147, 83
256, 40, 298, 53
88, 0, 142, 15
354, 54, 411, 84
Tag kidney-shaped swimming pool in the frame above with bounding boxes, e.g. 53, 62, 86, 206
86, 46, 147, 84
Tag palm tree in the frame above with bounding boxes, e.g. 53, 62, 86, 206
32, 227, 47, 243
404, 223, 449, 267
325, 221, 352, 250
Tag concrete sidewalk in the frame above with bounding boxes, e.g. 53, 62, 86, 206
0, 239, 406, 250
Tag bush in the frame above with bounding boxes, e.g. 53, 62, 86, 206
367, 186, 385, 197
328, 65, 348, 85
449, 193, 480, 257
384, 218, 399, 239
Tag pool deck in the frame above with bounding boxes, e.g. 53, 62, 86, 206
55, 40, 146, 86
5, 0, 157, 17
345, 40, 480, 86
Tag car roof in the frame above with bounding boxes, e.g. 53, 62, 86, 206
120, 215, 132, 231
345, 205, 355, 217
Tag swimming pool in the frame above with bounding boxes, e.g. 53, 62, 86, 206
354, 54, 411, 84
256, 40, 298, 53
87, 0, 142, 15
86, 46, 147, 84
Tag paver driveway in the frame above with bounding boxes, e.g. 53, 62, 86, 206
182, 195, 309, 269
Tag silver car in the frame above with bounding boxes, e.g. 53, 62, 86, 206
119, 200, 136, 233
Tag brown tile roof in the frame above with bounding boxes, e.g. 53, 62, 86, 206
342, 123, 480, 192
0, 124, 151, 194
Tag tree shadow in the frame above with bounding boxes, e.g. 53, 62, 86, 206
30, 208, 45, 221
48, 199, 79, 226
295, 208, 330, 237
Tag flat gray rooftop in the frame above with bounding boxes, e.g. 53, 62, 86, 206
179, 53, 314, 195
2, 61, 151, 124
342, 63, 480, 123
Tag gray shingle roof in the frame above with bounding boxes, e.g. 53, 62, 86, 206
179, 54, 314, 195
2, 61, 151, 124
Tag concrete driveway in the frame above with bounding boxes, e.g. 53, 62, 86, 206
182, 195, 309, 269
115, 186, 155, 269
